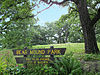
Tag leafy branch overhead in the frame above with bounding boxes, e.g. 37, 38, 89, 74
0, 0, 36, 48
40, 0, 68, 5
40, 0, 100, 25
0, 0, 36, 34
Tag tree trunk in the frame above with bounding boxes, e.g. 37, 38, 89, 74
58, 32, 61, 43
65, 31, 69, 43
82, 24, 99, 53
75, 0, 99, 53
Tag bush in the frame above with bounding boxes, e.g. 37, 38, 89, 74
0, 56, 7, 74
5, 65, 25, 75
82, 54, 100, 61
21, 64, 57, 75
51, 52, 83, 75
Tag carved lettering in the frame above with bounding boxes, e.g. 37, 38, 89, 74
16, 50, 21, 55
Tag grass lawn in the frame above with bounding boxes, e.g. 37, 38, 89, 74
1, 43, 100, 54
0, 43, 100, 57
32, 43, 85, 54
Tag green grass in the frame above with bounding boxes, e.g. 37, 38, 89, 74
1, 43, 100, 54
32, 43, 100, 53
1, 43, 100, 57
32, 43, 85, 54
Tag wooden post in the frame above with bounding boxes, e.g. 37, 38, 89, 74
50, 46, 54, 61
50, 46, 55, 67
24, 47, 27, 68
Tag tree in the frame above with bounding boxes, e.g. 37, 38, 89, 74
1, 19, 35, 48
45, 22, 68, 44
40, 0, 100, 54
0, 0, 36, 48
44, 22, 59, 44
44, 18, 84, 43
56, 13, 84, 43
30, 25, 48, 45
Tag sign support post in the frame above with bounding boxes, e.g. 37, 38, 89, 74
24, 47, 27, 68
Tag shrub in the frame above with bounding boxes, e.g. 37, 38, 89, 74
5, 65, 25, 75
82, 54, 100, 61
22, 64, 57, 75
5, 51, 16, 67
51, 52, 83, 75
0, 56, 7, 74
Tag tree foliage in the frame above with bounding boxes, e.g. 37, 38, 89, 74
0, 0, 36, 48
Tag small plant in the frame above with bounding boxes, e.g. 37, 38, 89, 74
41, 65, 58, 75
6, 65, 25, 75
0, 56, 7, 74
22, 64, 58, 75
5, 51, 16, 67
23, 64, 45, 75
52, 52, 83, 75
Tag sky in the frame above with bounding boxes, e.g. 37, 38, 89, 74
33, 3, 69, 26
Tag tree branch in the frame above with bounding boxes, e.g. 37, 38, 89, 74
38, 0, 75, 15
5, 1, 27, 9
0, 18, 2, 21
91, 8, 100, 26
12, 15, 35, 20
69, 6, 78, 12
0, 14, 35, 32
40, 0, 70, 5
36, 4, 53, 15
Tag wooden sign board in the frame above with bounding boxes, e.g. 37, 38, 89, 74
12, 47, 66, 64
12, 48, 66, 55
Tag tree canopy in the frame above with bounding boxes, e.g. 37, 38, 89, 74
0, 0, 36, 48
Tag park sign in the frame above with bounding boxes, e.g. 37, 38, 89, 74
12, 46, 66, 64
13, 48, 66, 55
